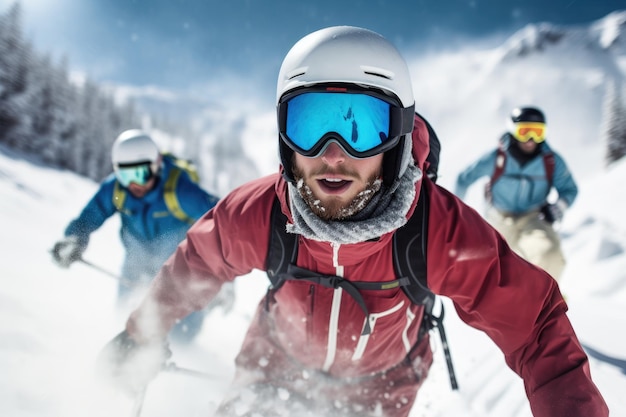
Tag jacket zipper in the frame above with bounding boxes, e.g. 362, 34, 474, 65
402, 307, 417, 353
351, 300, 405, 361
307, 284, 315, 338
322, 242, 343, 372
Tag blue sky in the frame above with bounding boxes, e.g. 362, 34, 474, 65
4, 0, 624, 97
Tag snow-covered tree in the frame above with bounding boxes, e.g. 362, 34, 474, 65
0, 1, 144, 181
0, 2, 32, 148
600, 79, 626, 167
204, 116, 259, 195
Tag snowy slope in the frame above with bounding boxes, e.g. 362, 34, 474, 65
1, 145, 625, 417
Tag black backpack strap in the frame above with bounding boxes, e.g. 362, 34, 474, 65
265, 196, 297, 312
392, 182, 433, 310
415, 112, 441, 183
266, 196, 298, 289
285, 263, 412, 336
393, 182, 459, 390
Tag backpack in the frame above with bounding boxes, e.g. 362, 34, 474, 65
113, 153, 200, 225
485, 135, 556, 201
264, 114, 459, 390
162, 153, 200, 183
420, 112, 441, 182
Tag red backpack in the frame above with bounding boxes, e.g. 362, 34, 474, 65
485, 138, 555, 201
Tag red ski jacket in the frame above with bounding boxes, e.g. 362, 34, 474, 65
127, 118, 607, 417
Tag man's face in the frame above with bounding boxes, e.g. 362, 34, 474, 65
292, 142, 383, 220
516, 139, 539, 154
127, 177, 156, 198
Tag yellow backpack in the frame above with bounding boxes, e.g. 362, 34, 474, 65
113, 154, 200, 225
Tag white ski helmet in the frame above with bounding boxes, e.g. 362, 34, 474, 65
111, 129, 161, 173
276, 26, 415, 186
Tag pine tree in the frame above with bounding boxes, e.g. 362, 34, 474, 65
0, 2, 144, 180
0, 2, 32, 148
600, 79, 626, 167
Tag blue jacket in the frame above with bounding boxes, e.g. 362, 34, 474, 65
64, 157, 219, 280
455, 138, 578, 215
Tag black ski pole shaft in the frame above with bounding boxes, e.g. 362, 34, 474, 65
433, 303, 459, 391
437, 319, 459, 390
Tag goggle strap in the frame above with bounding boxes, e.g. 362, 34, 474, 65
389, 103, 415, 137
117, 160, 153, 168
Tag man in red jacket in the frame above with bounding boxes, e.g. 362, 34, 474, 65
100, 26, 608, 417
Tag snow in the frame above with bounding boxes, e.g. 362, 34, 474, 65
2, 12, 626, 417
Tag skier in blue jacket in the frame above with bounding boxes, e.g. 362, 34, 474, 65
455, 107, 578, 282
52, 129, 232, 342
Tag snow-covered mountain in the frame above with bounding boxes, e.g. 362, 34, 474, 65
499, 11, 626, 59
103, 11, 626, 198
407, 11, 626, 193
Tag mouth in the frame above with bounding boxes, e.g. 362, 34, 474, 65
316, 177, 353, 194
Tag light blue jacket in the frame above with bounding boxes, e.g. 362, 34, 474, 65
64, 157, 219, 281
455, 138, 578, 215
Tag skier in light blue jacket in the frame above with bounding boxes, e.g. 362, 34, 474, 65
455, 107, 578, 282
51, 129, 232, 342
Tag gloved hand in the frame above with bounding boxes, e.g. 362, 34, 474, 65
51, 236, 83, 268
540, 200, 568, 224
96, 330, 171, 395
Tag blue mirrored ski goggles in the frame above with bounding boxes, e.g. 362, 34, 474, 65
114, 162, 154, 187
278, 88, 414, 158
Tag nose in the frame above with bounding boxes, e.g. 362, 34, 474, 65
321, 142, 347, 165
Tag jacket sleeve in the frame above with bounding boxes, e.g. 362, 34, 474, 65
454, 150, 497, 200
551, 152, 578, 207
426, 184, 608, 417
126, 176, 276, 342
64, 178, 117, 249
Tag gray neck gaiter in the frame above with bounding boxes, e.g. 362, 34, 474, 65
287, 163, 422, 245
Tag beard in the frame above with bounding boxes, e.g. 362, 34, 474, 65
292, 164, 382, 221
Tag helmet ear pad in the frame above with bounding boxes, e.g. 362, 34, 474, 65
152, 154, 163, 177
279, 139, 296, 183
382, 133, 413, 187
382, 138, 402, 186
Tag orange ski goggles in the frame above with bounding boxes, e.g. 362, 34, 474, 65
512, 122, 546, 143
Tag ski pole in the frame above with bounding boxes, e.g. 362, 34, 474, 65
130, 385, 148, 417
49, 248, 124, 281
162, 362, 220, 381
74, 256, 141, 288
77, 257, 136, 288
431, 302, 459, 391
78, 257, 123, 280
126, 363, 216, 417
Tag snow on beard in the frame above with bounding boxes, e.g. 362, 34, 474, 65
292, 165, 382, 221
